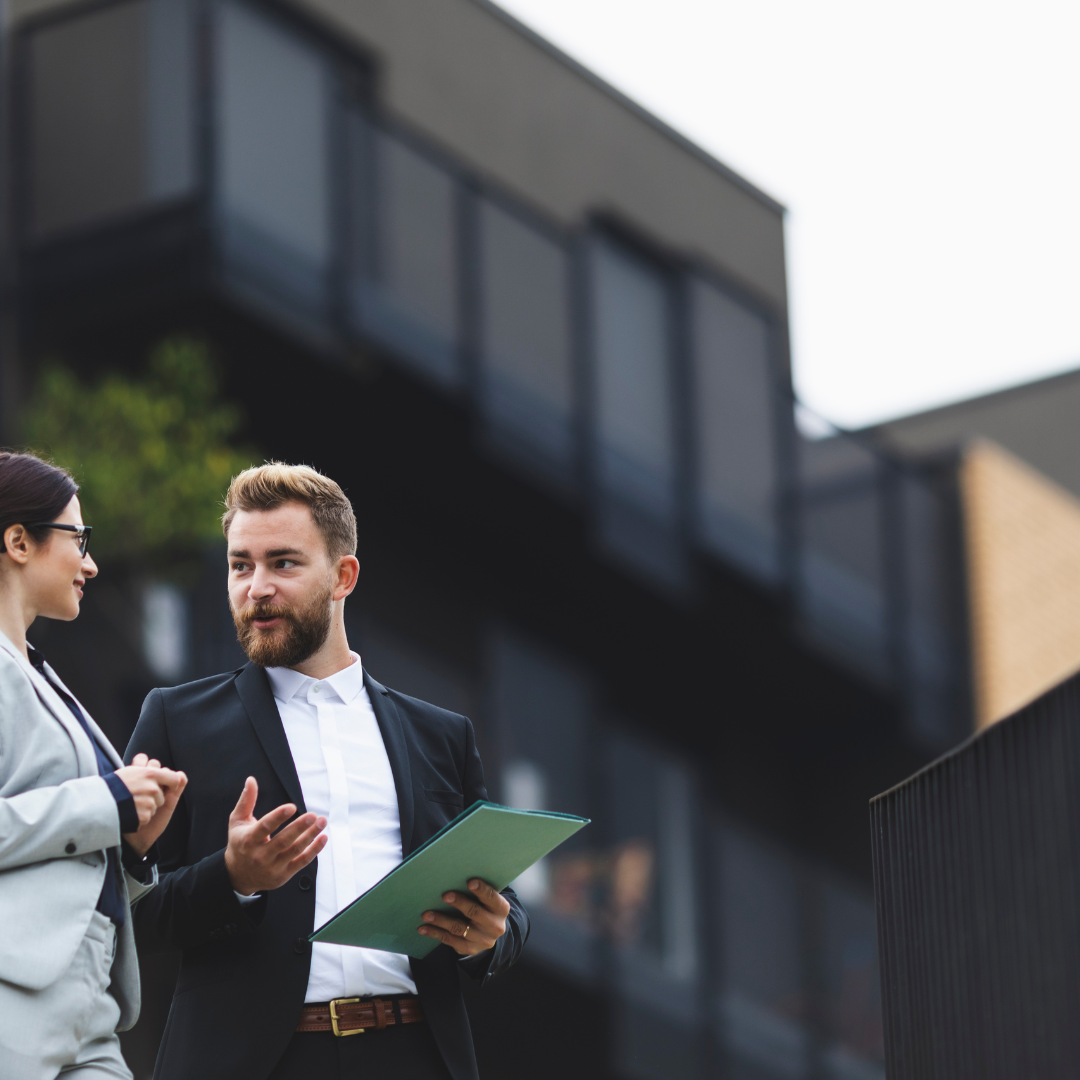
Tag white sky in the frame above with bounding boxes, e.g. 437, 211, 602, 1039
496, 0, 1080, 429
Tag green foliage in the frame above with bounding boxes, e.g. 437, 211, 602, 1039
22, 339, 257, 564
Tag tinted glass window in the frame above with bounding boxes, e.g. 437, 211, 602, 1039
603, 733, 696, 979
147, 0, 197, 201
691, 279, 778, 581
715, 822, 809, 1079
349, 122, 459, 384
217, 1, 331, 267
591, 239, 676, 519
490, 633, 595, 975
479, 200, 573, 467
819, 877, 885, 1074
606, 740, 700, 1079
900, 472, 962, 748
797, 435, 888, 681
27, 0, 195, 239
604, 734, 662, 954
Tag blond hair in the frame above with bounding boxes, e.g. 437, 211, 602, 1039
222, 462, 357, 561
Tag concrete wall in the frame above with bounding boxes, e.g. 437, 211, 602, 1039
8, 0, 789, 311
961, 440, 1080, 729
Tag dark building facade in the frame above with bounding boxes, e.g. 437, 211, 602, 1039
0, 0, 978, 1077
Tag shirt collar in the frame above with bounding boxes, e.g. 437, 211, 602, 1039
264, 652, 365, 705
26, 643, 47, 675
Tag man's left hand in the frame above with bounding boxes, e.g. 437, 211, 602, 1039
419, 879, 510, 956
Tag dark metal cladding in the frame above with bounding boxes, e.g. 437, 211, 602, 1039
871, 671, 1080, 1079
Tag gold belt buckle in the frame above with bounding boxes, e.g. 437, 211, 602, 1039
329, 997, 365, 1037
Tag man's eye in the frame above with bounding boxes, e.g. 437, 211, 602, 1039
277, 560, 297, 569
232, 562, 248, 572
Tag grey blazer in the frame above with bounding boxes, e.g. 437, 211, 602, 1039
0, 630, 153, 1029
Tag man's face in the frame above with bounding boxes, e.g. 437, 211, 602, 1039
227, 502, 337, 668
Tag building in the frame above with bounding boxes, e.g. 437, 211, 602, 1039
0, 0, 1000, 1076
864, 371, 1080, 732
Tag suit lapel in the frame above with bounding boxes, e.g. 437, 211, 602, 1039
365, 670, 416, 856
0, 635, 98, 777
233, 663, 306, 811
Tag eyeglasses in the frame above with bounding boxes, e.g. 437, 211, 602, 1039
28, 523, 93, 557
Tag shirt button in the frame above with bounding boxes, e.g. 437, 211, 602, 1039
313, 684, 322, 694
65, 841, 76, 855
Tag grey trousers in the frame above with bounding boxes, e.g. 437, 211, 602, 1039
0, 911, 132, 1080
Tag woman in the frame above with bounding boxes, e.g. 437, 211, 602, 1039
0, 451, 187, 1079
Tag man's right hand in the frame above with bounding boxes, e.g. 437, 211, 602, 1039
224, 777, 327, 896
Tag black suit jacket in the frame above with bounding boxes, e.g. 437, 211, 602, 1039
125, 663, 528, 1080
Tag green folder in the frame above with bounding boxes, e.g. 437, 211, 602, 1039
309, 800, 589, 959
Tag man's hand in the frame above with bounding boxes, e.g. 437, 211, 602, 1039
418, 879, 510, 956
119, 753, 188, 856
224, 777, 328, 896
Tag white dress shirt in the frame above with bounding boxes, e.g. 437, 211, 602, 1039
263, 653, 417, 1000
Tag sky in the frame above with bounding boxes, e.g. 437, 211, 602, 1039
496, 0, 1080, 430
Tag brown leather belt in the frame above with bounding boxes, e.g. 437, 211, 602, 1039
297, 996, 424, 1037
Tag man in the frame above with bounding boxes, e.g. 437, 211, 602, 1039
126, 463, 528, 1080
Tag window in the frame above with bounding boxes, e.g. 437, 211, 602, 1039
690, 279, 779, 582
796, 435, 889, 682
490, 633, 595, 976
216, 0, 332, 313
26, 0, 196, 239
590, 236, 685, 587
713, 824, 885, 1079
478, 200, 574, 470
899, 471, 962, 749
605, 734, 700, 1080
819, 877, 885, 1077
591, 238, 677, 517
602, 734, 697, 978
714, 821, 810, 1079
349, 122, 460, 384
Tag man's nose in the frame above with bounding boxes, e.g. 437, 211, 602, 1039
248, 567, 276, 600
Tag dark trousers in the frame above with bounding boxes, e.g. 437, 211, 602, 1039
267, 1023, 454, 1080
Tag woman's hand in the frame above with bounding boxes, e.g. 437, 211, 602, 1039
116, 754, 188, 856
418, 879, 510, 956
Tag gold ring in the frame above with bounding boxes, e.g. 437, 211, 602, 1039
462, 925, 469, 940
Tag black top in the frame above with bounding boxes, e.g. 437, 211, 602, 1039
126, 663, 528, 1080
28, 644, 154, 924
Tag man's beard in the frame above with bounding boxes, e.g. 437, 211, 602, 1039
232, 584, 334, 668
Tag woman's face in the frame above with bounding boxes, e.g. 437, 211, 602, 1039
25, 495, 98, 621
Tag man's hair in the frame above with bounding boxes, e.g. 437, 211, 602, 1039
222, 462, 357, 561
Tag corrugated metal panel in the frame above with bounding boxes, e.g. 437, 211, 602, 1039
871, 671, 1080, 1078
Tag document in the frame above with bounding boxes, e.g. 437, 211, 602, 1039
309, 800, 589, 958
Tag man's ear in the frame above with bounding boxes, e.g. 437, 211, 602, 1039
3, 524, 33, 565
333, 555, 360, 600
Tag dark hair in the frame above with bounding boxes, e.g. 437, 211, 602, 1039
0, 452, 79, 552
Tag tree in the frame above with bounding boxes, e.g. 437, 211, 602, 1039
22, 339, 257, 569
